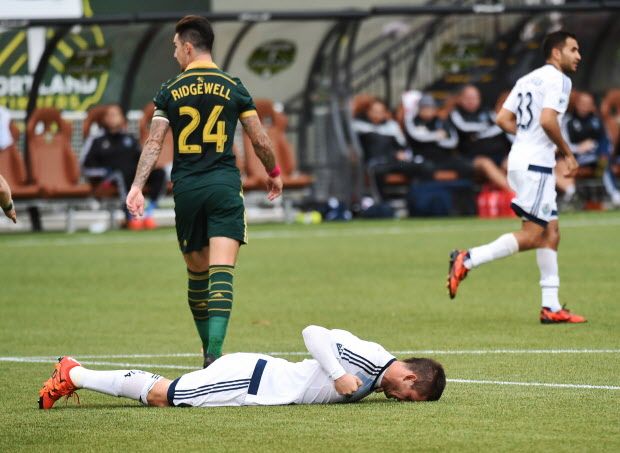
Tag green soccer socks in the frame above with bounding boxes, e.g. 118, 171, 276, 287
206, 265, 235, 358
187, 269, 210, 353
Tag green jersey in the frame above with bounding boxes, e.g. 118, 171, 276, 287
153, 61, 257, 195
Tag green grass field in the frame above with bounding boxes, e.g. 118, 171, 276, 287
1, 212, 619, 452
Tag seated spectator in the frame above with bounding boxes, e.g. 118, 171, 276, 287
404, 94, 474, 180
557, 92, 620, 206
449, 85, 512, 191
353, 98, 434, 199
82, 105, 166, 229
0, 106, 13, 151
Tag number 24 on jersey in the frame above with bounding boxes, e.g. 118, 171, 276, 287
178, 105, 227, 154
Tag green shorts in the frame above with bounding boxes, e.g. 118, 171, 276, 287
174, 185, 247, 254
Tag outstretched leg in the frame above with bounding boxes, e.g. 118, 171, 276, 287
447, 221, 539, 299
39, 357, 172, 409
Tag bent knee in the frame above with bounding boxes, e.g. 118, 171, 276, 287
147, 378, 172, 407
543, 223, 560, 248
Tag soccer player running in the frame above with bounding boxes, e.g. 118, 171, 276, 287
447, 31, 586, 324
126, 16, 283, 367
38, 325, 445, 409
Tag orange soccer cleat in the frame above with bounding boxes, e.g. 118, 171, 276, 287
38, 356, 81, 409
143, 216, 157, 230
447, 250, 469, 299
540, 306, 587, 324
126, 218, 144, 231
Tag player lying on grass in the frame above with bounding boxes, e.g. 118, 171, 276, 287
39, 325, 445, 409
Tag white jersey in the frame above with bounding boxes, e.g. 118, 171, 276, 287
251, 327, 396, 405
167, 326, 396, 407
503, 64, 572, 170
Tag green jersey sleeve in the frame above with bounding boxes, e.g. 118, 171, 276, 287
234, 78, 257, 119
153, 83, 172, 120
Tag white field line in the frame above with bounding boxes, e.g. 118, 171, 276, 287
5, 216, 620, 248
448, 379, 620, 391
2, 356, 618, 391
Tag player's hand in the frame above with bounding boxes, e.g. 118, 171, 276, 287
3, 205, 16, 223
266, 175, 283, 201
563, 154, 579, 177
334, 373, 362, 396
126, 186, 145, 217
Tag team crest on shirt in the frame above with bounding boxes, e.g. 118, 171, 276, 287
336, 343, 344, 357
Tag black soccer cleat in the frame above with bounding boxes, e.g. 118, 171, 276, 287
203, 354, 217, 368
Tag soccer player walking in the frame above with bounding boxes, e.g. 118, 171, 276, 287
126, 16, 283, 366
447, 31, 586, 324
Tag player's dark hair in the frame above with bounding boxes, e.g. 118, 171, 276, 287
175, 15, 214, 52
402, 358, 446, 401
543, 31, 577, 60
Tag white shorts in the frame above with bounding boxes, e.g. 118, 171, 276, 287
508, 164, 558, 226
167, 353, 268, 407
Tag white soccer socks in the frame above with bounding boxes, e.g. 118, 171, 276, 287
466, 233, 519, 269
69, 367, 162, 405
537, 248, 561, 312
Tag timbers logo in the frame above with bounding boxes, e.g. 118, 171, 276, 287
0, 1, 110, 111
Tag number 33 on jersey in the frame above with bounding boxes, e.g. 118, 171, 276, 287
502, 64, 571, 170
152, 61, 257, 195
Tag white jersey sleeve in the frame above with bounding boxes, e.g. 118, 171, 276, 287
302, 325, 347, 380
301, 326, 396, 403
542, 72, 570, 113
502, 86, 520, 114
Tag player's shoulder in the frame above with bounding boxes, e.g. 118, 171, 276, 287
538, 65, 569, 85
153, 74, 183, 95
225, 73, 249, 91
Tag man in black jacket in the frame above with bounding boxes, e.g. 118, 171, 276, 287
353, 98, 433, 199
557, 92, 620, 206
82, 105, 166, 229
404, 94, 474, 179
449, 85, 511, 190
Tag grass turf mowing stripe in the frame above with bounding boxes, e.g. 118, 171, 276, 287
5, 216, 620, 248
3, 349, 619, 361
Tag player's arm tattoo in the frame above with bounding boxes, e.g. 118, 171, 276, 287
132, 119, 169, 189
240, 115, 276, 172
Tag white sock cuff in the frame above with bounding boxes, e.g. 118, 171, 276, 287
139, 374, 163, 406
68, 366, 85, 388
501, 233, 519, 254
540, 276, 560, 288
536, 248, 557, 258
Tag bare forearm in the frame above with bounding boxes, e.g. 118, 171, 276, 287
496, 108, 517, 135
240, 116, 277, 172
542, 120, 572, 158
132, 120, 167, 189
254, 139, 276, 171
0, 174, 12, 207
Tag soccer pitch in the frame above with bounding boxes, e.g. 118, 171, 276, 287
1, 212, 619, 452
